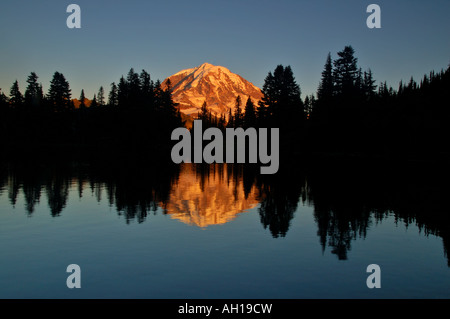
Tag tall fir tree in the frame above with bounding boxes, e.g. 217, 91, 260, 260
97, 86, 105, 107
234, 95, 242, 127
48, 72, 71, 112
91, 94, 98, 108
126, 68, 141, 108
363, 69, 377, 100
79, 89, 86, 109
117, 76, 128, 109
108, 82, 118, 107
9, 80, 24, 109
227, 107, 234, 128
333, 45, 359, 97
161, 78, 177, 117
140, 70, 154, 109
25, 72, 43, 109
317, 53, 334, 101
259, 65, 303, 128
199, 100, 208, 122
243, 96, 256, 128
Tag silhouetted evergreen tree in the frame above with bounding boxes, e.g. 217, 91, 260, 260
227, 107, 234, 128
97, 86, 105, 107
243, 96, 256, 128
126, 68, 141, 108
48, 72, 71, 112
333, 45, 358, 98
9, 80, 24, 109
24, 72, 43, 109
256, 99, 268, 127
159, 78, 178, 118
108, 82, 118, 107
363, 69, 377, 100
234, 95, 243, 127
79, 89, 86, 109
317, 53, 334, 101
311, 53, 334, 124
140, 70, 154, 110
91, 94, 98, 108
153, 80, 163, 111
198, 101, 208, 122
117, 76, 128, 109
258, 65, 304, 146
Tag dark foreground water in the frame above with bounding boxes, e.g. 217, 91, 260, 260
0, 159, 449, 299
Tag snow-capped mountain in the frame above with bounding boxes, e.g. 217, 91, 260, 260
162, 62, 263, 118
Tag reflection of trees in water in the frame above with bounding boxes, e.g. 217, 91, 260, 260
255, 165, 306, 238
45, 174, 70, 217
85, 160, 181, 224
306, 165, 373, 260
1, 163, 76, 217
305, 159, 450, 263
0, 159, 180, 223
1, 158, 449, 265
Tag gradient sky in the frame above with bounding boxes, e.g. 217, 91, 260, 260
1, 0, 449, 100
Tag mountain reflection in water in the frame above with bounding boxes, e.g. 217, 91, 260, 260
164, 164, 259, 227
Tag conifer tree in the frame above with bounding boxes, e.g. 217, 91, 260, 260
333, 46, 358, 97
117, 76, 128, 108
363, 69, 377, 100
79, 89, 86, 109
140, 70, 154, 109
161, 78, 177, 117
25, 72, 43, 109
126, 68, 140, 108
317, 53, 334, 101
259, 65, 303, 128
243, 96, 256, 128
227, 107, 234, 128
108, 82, 118, 107
91, 94, 98, 108
9, 80, 24, 109
97, 86, 105, 107
234, 95, 242, 127
48, 72, 71, 112
199, 101, 208, 122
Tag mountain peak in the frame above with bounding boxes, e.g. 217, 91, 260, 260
163, 63, 263, 118
199, 62, 215, 69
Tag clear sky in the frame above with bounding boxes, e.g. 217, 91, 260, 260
1, 0, 449, 100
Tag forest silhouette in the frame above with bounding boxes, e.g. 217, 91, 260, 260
1, 45, 449, 162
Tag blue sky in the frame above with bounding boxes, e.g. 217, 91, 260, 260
1, 0, 449, 99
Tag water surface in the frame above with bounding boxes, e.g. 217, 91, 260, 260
0, 160, 449, 298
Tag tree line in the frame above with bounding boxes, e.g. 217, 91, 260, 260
202, 45, 449, 158
0, 68, 183, 158
1, 45, 449, 159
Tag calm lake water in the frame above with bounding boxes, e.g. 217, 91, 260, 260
0, 159, 449, 299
